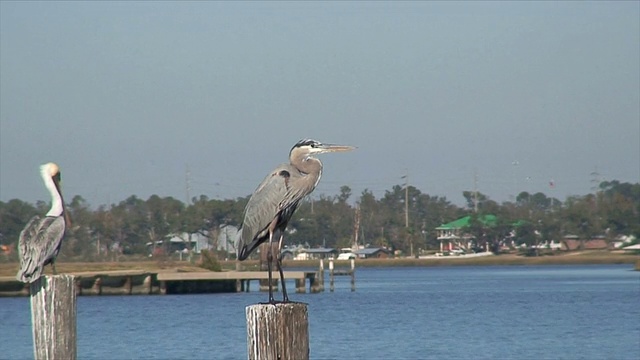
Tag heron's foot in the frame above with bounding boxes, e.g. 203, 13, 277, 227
259, 300, 308, 306
263, 296, 277, 305
261, 299, 291, 305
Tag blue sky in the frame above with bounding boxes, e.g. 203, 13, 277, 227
1, 1, 638, 207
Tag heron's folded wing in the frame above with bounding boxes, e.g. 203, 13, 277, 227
240, 168, 290, 243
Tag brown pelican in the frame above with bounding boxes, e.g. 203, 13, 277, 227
237, 139, 355, 303
16, 162, 70, 283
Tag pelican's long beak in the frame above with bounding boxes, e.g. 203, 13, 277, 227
53, 172, 72, 229
317, 144, 357, 154
64, 210, 72, 229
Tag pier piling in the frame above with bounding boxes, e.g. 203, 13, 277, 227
329, 260, 335, 292
328, 258, 356, 292
29, 275, 77, 360
246, 302, 309, 360
350, 259, 356, 292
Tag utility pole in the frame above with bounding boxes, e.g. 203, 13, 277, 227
403, 170, 412, 257
512, 160, 519, 202
404, 170, 409, 228
590, 166, 602, 213
590, 166, 601, 192
185, 164, 191, 205
473, 170, 478, 213
184, 164, 193, 260
353, 203, 361, 251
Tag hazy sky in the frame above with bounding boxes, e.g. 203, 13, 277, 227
1, 1, 639, 208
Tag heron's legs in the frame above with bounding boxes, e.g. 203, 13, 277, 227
266, 230, 275, 304
276, 233, 289, 302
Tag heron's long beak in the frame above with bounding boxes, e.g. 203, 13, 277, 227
318, 144, 356, 153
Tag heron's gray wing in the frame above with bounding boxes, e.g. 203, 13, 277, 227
240, 166, 291, 245
16, 216, 65, 283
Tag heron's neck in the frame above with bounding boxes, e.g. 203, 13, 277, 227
42, 172, 63, 217
292, 154, 323, 174
291, 155, 324, 190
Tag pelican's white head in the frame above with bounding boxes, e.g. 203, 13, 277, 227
41, 162, 60, 177
38, 162, 64, 217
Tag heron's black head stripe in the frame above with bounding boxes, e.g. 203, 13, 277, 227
291, 138, 321, 152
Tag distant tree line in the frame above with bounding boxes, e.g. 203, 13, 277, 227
0, 181, 638, 262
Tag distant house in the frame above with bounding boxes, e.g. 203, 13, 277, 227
299, 248, 337, 260
354, 247, 391, 259
146, 225, 240, 256
622, 243, 640, 252
146, 233, 205, 254
613, 235, 637, 249
560, 236, 609, 251
435, 215, 498, 252
280, 248, 295, 260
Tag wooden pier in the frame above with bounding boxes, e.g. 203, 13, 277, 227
329, 259, 356, 292
0, 269, 323, 297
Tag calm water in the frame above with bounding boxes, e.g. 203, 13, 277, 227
1, 265, 639, 360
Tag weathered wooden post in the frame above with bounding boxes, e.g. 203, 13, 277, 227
246, 303, 309, 360
329, 259, 335, 292
310, 260, 324, 293
295, 278, 306, 293
92, 277, 102, 295
74, 278, 82, 296
318, 259, 324, 292
143, 275, 152, 295
350, 259, 356, 292
29, 275, 77, 360
124, 276, 133, 295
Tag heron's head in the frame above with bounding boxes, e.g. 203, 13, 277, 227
290, 139, 356, 157
40, 162, 61, 181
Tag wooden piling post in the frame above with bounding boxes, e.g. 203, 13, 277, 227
350, 259, 356, 292
143, 275, 152, 295
29, 275, 77, 360
309, 273, 322, 293
74, 278, 82, 296
318, 259, 325, 292
246, 303, 309, 360
329, 259, 335, 292
92, 277, 102, 295
124, 276, 132, 295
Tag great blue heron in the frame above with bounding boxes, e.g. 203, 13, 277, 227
16, 163, 70, 283
237, 139, 355, 303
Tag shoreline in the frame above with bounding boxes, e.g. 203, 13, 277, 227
1, 251, 638, 276
284, 252, 640, 269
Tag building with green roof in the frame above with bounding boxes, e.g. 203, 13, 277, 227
435, 214, 498, 253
